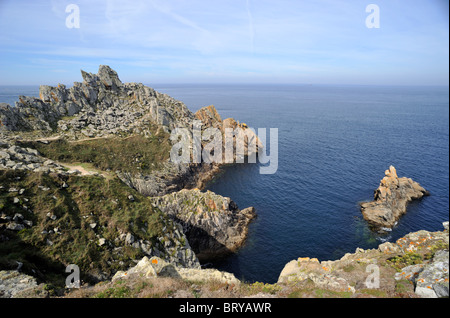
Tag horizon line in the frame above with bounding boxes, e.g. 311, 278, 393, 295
0, 82, 448, 88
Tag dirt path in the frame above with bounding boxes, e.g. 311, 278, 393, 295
60, 163, 112, 179
62, 164, 95, 176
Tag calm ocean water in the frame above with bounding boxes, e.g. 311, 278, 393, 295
1, 84, 449, 283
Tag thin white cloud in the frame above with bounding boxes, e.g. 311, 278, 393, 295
0, 0, 447, 85
148, 0, 207, 33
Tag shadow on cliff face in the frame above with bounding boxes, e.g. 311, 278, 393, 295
171, 215, 233, 264
0, 169, 172, 288
0, 231, 67, 286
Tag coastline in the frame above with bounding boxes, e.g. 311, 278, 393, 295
0, 67, 448, 299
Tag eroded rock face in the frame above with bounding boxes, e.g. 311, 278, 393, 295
1, 66, 263, 199
360, 166, 429, 229
195, 105, 224, 131
117, 161, 219, 197
150, 189, 256, 261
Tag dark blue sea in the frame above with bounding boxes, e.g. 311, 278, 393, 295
1, 84, 449, 284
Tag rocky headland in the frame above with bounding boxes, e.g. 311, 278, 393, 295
360, 166, 430, 230
0, 65, 258, 295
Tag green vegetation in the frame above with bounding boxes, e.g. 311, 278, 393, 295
0, 169, 168, 287
18, 130, 171, 175
387, 252, 423, 272
394, 279, 414, 295
424, 241, 449, 260
314, 288, 352, 298
286, 280, 353, 298
247, 281, 282, 295
94, 280, 132, 298
358, 288, 387, 297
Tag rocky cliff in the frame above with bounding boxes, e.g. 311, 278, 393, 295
0, 66, 260, 293
277, 222, 448, 298
150, 189, 256, 261
360, 166, 429, 229
2, 222, 447, 298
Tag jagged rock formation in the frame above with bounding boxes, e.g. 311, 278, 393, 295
360, 166, 429, 229
0, 65, 193, 135
150, 189, 256, 261
1, 66, 262, 198
195, 105, 224, 130
195, 105, 262, 162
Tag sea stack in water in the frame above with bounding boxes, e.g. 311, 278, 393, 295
360, 166, 429, 229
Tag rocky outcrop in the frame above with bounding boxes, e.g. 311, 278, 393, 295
113, 256, 240, 285
278, 222, 449, 298
360, 166, 429, 229
117, 161, 220, 197
117, 105, 262, 198
0, 270, 43, 298
0, 141, 67, 173
62, 222, 448, 299
150, 189, 256, 261
195, 105, 224, 131
1, 66, 262, 199
0, 168, 201, 290
122, 221, 201, 270
195, 105, 262, 162
0, 65, 194, 135
414, 250, 448, 298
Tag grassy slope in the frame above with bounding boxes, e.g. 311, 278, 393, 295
18, 129, 171, 175
0, 169, 168, 288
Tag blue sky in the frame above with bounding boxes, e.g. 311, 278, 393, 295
0, 0, 448, 85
